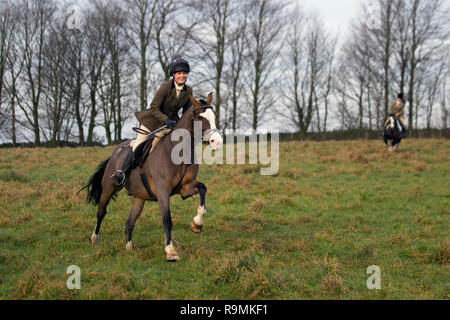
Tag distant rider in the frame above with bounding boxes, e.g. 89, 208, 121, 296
384, 93, 407, 138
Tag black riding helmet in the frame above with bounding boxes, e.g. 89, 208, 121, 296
397, 93, 404, 101
169, 54, 190, 76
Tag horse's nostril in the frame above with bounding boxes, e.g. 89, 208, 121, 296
211, 139, 215, 143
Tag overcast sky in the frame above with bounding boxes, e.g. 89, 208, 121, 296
297, 0, 360, 33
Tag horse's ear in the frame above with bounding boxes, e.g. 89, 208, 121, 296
206, 92, 213, 105
189, 95, 201, 108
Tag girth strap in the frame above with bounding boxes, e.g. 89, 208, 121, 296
140, 172, 156, 199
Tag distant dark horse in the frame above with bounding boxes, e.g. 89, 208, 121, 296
79, 93, 223, 261
383, 114, 403, 152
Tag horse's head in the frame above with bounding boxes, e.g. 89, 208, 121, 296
387, 114, 402, 132
388, 115, 396, 129
189, 93, 223, 150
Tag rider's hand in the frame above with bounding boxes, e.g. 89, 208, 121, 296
165, 119, 176, 128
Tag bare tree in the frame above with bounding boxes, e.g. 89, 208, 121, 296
14, 0, 57, 145
93, 0, 131, 143
441, 71, 449, 129
245, 0, 285, 130
0, 1, 13, 121
224, 0, 250, 132
41, 21, 70, 145
63, 23, 86, 145
153, 0, 190, 80
283, 7, 335, 135
123, 0, 158, 111
406, 0, 449, 133
0, 1, 21, 143
185, 0, 236, 129
84, 7, 108, 145
424, 59, 447, 129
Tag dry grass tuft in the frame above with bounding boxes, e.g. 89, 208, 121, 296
231, 176, 254, 187
408, 160, 428, 172
349, 152, 369, 163
283, 168, 300, 180
247, 199, 266, 213
431, 240, 449, 265
243, 213, 266, 232
294, 215, 315, 225
400, 152, 418, 160
276, 195, 295, 207
389, 232, 409, 245
319, 156, 337, 163
321, 275, 344, 295
406, 185, 423, 198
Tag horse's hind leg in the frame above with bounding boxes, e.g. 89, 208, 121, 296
155, 189, 179, 262
124, 197, 145, 251
91, 183, 116, 246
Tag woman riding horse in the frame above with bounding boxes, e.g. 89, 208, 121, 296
111, 54, 193, 185
383, 93, 407, 139
82, 93, 223, 261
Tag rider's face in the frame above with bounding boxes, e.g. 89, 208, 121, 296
173, 71, 188, 86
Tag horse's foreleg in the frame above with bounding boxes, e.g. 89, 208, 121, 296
191, 182, 207, 234
157, 191, 179, 262
125, 197, 145, 251
179, 182, 207, 234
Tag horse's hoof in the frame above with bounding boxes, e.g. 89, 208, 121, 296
91, 234, 99, 246
190, 221, 203, 234
165, 243, 180, 262
126, 241, 133, 251
166, 251, 180, 262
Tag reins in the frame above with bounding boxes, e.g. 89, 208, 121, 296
132, 125, 168, 136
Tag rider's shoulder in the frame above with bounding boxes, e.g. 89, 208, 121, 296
160, 79, 174, 89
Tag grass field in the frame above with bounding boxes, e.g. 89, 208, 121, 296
0, 139, 448, 299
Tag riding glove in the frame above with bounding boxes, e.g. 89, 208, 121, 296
165, 119, 176, 128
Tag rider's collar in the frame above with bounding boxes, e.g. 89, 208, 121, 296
172, 80, 186, 91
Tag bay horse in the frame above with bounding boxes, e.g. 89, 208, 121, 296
383, 114, 403, 152
79, 93, 223, 261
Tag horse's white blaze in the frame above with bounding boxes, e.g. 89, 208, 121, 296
209, 132, 223, 150
199, 109, 216, 129
199, 109, 223, 150
389, 118, 394, 128
193, 205, 206, 226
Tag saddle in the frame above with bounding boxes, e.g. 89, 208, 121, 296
130, 128, 172, 169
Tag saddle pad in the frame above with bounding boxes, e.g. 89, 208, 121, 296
150, 129, 172, 152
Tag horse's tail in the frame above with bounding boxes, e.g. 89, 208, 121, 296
77, 158, 110, 205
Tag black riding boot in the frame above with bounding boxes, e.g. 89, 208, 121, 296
400, 124, 407, 138
111, 148, 134, 185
